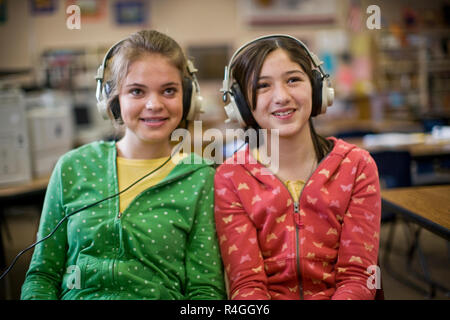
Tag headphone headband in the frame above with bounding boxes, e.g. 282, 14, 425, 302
95, 39, 125, 104
95, 37, 203, 121
221, 34, 329, 99
221, 34, 334, 127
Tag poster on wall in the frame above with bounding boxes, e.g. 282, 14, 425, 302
240, 0, 337, 25
0, 0, 6, 24
29, 0, 57, 15
114, 0, 149, 26
66, 0, 106, 21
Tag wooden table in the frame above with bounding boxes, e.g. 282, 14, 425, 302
0, 176, 50, 198
381, 185, 450, 240
0, 176, 49, 299
315, 118, 423, 137
381, 185, 450, 297
345, 135, 450, 158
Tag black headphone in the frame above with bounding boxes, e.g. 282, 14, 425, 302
220, 34, 334, 128
95, 39, 203, 123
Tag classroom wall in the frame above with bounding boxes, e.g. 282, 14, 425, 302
1, 0, 448, 121
0, 0, 349, 70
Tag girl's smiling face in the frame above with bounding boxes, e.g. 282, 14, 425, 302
118, 53, 183, 148
251, 48, 313, 138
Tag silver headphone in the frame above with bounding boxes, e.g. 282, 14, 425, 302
220, 34, 334, 128
95, 39, 204, 122
95, 39, 123, 120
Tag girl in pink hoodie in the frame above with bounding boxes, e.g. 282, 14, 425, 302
215, 35, 381, 300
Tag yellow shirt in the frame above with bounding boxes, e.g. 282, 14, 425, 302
284, 179, 305, 201
117, 153, 186, 212
252, 148, 305, 200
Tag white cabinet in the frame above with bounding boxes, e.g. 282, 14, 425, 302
0, 89, 32, 186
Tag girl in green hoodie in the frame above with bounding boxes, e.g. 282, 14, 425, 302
21, 30, 226, 300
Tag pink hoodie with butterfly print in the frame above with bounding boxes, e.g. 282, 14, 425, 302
214, 137, 381, 300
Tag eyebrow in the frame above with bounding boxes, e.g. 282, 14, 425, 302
125, 83, 147, 88
258, 70, 306, 80
124, 82, 181, 88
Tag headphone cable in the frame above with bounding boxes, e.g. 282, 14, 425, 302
0, 152, 175, 282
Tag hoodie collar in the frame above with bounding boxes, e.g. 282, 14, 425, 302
235, 137, 356, 183
108, 140, 213, 182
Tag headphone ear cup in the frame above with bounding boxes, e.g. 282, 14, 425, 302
104, 81, 113, 97
310, 69, 323, 117
97, 80, 116, 120
109, 97, 122, 123
97, 100, 108, 119
97, 83, 110, 119
182, 77, 193, 120
230, 83, 260, 129
321, 77, 334, 113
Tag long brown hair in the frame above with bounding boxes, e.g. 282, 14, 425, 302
230, 36, 332, 161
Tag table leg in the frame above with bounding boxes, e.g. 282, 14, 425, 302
0, 208, 12, 300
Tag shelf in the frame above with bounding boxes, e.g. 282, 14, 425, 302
0, 69, 32, 77
374, 27, 450, 115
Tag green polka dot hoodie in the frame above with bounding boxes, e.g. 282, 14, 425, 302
21, 141, 226, 300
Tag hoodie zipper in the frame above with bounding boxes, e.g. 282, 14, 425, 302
270, 173, 305, 300
111, 167, 207, 286
293, 200, 304, 300
292, 154, 327, 300
260, 153, 328, 300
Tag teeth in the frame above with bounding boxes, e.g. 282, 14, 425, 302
143, 119, 165, 122
274, 110, 294, 116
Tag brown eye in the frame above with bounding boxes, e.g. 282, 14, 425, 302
130, 88, 143, 96
164, 87, 177, 96
256, 82, 269, 90
287, 77, 301, 84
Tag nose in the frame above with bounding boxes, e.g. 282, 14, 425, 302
273, 83, 290, 106
145, 95, 163, 111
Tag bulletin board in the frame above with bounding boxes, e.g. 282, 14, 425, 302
29, 0, 57, 15
240, 0, 337, 25
114, 0, 149, 25
66, 0, 106, 21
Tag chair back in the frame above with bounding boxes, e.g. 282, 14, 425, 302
371, 151, 412, 188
